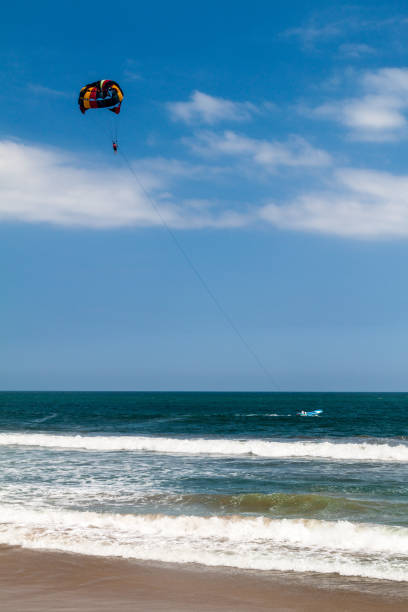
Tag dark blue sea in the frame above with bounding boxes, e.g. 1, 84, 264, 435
0, 391, 407, 582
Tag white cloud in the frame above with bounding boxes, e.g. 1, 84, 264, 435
260, 167, 408, 238
186, 131, 331, 170
363, 67, 408, 92
4, 140, 408, 239
316, 96, 405, 132
167, 91, 258, 125
0, 141, 247, 229
313, 68, 408, 139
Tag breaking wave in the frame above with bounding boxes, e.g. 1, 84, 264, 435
1, 433, 408, 462
0, 505, 406, 581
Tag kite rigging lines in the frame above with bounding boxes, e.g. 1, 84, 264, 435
78, 78, 278, 388
119, 150, 278, 389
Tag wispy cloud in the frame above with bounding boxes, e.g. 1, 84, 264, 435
284, 10, 408, 51
284, 21, 343, 48
260, 167, 408, 238
0, 141, 247, 230
28, 84, 68, 97
167, 91, 258, 125
4, 138, 408, 239
186, 130, 331, 170
122, 58, 143, 82
123, 70, 142, 81
312, 67, 408, 140
338, 43, 376, 58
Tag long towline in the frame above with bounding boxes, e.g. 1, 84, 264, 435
119, 149, 278, 389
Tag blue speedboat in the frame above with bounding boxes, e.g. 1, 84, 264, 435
297, 409, 323, 417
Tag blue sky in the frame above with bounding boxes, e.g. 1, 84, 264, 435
2, 1, 408, 390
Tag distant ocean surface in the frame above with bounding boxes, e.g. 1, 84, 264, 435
0, 392, 407, 582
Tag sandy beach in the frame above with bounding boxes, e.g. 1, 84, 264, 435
1, 546, 407, 612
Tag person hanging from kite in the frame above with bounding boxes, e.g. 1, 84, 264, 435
78, 79, 124, 151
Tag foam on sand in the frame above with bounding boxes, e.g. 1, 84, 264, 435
0, 504, 407, 581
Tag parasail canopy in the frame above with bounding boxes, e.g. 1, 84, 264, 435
78, 80, 124, 114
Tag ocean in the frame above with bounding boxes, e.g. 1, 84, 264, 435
0, 391, 407, 583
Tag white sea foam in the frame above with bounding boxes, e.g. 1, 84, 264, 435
0, 505, 406, 581
31, 412, 58, 424
1, 433, 408, 462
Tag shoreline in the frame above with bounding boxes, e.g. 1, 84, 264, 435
1, 546, 407, 611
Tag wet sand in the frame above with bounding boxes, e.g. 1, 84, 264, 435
1, 545, 407, 611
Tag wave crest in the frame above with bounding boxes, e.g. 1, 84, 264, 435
1, 433, 408, 462
0, 505, 406, 581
